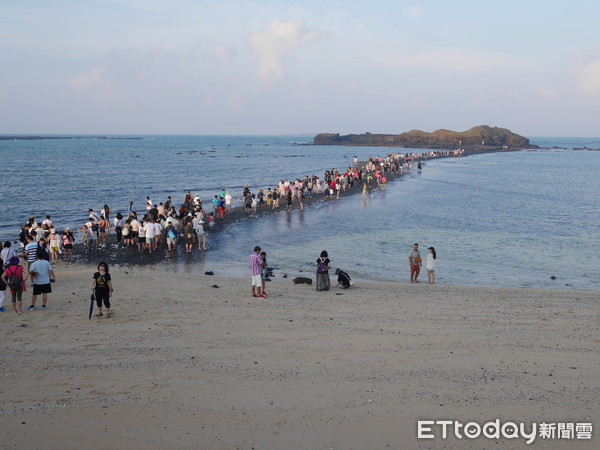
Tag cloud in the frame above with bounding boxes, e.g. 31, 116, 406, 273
384, 46, 527, 75
576, 60, 600, 95
68, 65, 123, 108
404, 5, 424, 20
247, 18, 321, 83
535, 88, 555, 98
69, 66, 108, 91
211, 44, 234, 64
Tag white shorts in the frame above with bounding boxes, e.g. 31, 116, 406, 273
251, 274, 261, 286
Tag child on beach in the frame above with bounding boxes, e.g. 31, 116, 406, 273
92, 262, 113, 318
426, 247, 437, 284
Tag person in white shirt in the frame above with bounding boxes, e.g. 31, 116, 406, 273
137, 221, 146, 252
48, 230, 61, 264
113, 213, 124, 244
155, 219, 164, 248
1, 241, 16, 264
426, 247, 437, 284
42, 215, 53, 228
194, 219, 207, 251
144, 220, 157, 253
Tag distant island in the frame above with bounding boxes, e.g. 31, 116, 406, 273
314, 125, 535, 151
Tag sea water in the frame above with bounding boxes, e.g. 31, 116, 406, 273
1, 135, 598, 290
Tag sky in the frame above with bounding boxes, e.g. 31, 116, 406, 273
1, 0, 600, 136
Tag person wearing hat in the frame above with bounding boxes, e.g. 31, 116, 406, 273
426, 247, 437, 284
334, 268, 352, 289
1, 256, 26, 314
194, 216, 207, 251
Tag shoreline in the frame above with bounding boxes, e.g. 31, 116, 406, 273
55, 147, 509, 268
2, 264, 598, 448
34, 151, 438, 266
11, 146, 595, 292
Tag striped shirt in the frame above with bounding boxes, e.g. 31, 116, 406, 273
24, 242, 40, 262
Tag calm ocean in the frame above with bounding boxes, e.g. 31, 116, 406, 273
1, 135, 598, 290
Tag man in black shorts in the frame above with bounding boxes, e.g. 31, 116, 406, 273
28, 249, 56, 310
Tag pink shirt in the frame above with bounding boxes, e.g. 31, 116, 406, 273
249, 253, 262, 276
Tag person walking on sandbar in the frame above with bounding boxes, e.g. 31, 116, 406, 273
408, 243, 422, 283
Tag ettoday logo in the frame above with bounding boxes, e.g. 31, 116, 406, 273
418, 420, 593, 444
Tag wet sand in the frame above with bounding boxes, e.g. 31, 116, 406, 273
1, 264, 597, 449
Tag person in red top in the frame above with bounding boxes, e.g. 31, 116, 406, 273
1, 256, 26, 314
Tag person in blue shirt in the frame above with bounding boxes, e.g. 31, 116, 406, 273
27, 249, 56, 311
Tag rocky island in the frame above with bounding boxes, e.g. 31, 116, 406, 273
314, 125, 534, 151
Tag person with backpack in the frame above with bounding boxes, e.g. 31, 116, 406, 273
334, 268, 352, 289
1, 256, 26, 314
315, 250, 332, 291
165, 221, 178, 252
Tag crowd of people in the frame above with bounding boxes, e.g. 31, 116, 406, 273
13, 150, 449, 259
2, 150, 455, 309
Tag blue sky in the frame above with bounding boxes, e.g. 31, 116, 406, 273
1, 0, 599, 136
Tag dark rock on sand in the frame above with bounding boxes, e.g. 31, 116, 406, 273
293, 277, 313, 285
205, 271, 214, 276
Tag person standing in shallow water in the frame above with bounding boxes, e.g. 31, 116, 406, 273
408, 243, 422, 283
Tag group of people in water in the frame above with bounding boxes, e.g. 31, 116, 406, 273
13, 150, 444, 260
3, 150, 454, 310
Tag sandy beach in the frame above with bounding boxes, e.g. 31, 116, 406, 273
0, 262, 597, 449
